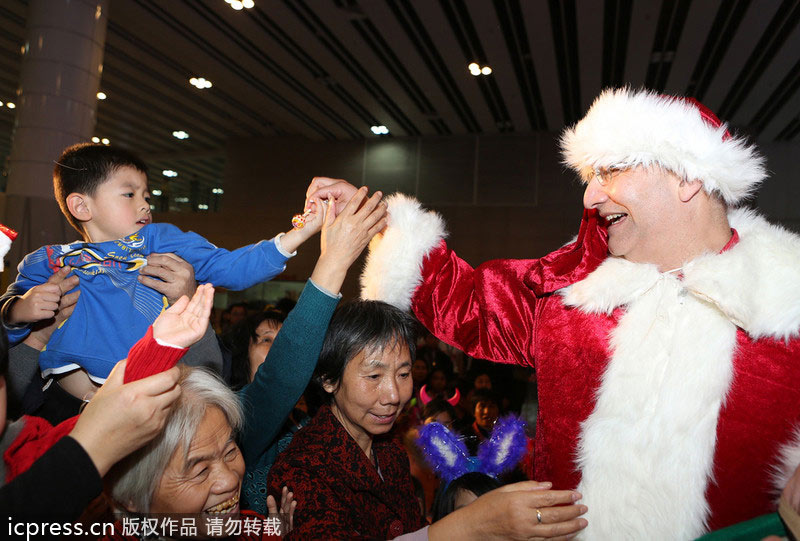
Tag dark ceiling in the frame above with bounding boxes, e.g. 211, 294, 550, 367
1, 0, 799, 208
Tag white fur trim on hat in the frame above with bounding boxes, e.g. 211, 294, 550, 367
0, 224, 17, 273
560, 88, 767, 205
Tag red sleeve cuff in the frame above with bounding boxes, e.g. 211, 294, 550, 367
124, 326, 188, 384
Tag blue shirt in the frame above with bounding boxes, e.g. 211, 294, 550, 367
4, 223, 290, 382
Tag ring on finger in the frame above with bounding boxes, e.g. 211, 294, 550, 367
536, 508, 543, 524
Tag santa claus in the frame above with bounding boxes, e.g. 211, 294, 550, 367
307, 88, 800, 539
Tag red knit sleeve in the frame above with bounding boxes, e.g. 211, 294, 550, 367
4, 327, 188, 481
123, 326, 188, 384
4, 415, 78, 482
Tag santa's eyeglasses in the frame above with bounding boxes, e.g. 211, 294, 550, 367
592, 166, 625, 186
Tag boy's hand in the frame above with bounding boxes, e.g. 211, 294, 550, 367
279, 199, 325, 254
152, 283, 214, 348
8, 266, 77, 325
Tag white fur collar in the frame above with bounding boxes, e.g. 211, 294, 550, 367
563, 208, 800, 340
559, 208, 800, 539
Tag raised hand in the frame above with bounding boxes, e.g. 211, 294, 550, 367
9, 266, 78, 324
151, 283, 214, 348
305, 176, 360, 218
310, 186, 388, 295
267, 486, 297, 533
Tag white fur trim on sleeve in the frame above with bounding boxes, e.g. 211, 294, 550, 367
772, 426, 800, 500
360, 193, 446, 311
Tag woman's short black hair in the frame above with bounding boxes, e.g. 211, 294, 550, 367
225, 309, 286, 390
313, 300, 417, 399
431, 472, 501, 521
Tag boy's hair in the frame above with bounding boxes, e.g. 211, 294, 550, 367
53, 143, 148, 235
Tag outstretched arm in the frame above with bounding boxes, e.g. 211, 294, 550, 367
238, 188, 387, 467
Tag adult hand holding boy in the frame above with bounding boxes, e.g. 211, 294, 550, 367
7, 265, 78, 325
139, 252, 197, 304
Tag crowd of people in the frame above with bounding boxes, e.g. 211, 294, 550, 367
0, 87, 798, 540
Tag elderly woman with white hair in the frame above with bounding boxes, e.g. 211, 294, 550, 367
105, 365, 271, 537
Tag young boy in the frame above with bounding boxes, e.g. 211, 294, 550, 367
0, 143, 322, 405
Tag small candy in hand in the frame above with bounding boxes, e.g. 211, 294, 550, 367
292, 209, 312, 229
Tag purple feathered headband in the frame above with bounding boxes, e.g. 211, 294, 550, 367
415, 415, 528, 483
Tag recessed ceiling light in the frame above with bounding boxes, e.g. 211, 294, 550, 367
0, 101, 3, 107
468, 63, 492, 76
212, 188, 224, 194
151, 189, 163, 196
175, 196, 189, 203
190, 77, 212, 89
150, 204, 156, 210
91, 136, 100, 143
96, 91, 107, 100
101, 138, 110, 145
172, 130, 190, 140
230, 1, 243, 9
197, 203, 209, 210
242, 0, 255, 7
162, 170, 178, 178
370, 125, 389, 135
6, 102, 15, 109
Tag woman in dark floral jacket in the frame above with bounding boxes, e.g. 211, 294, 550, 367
267, 300, 426, 539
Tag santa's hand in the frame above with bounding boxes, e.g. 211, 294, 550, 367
305, 177, 359, 218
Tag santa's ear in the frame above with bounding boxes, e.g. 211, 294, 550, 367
66, 193, 91, 223
678, 178, 704, 203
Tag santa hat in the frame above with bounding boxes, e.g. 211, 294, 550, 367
560, 87, 767, 205
0, 224, 18, 272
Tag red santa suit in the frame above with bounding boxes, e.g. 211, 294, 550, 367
359, 89, 800, 539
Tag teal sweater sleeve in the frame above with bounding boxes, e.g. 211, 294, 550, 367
237, 280, 339, 468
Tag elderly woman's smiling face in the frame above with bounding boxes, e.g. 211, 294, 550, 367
150, 406, 244, 516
